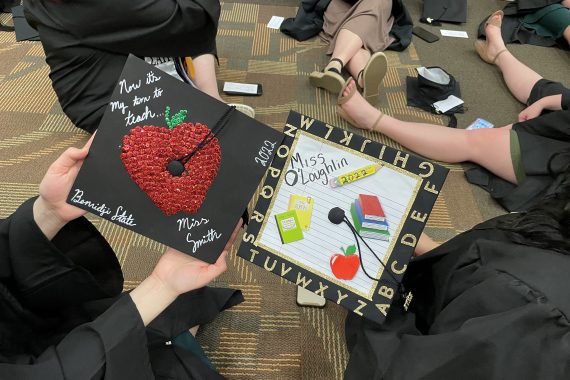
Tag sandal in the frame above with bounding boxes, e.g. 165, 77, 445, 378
474, 10, 508, 65
358, 52, 388, 101
309, 58, 345, 94
336, 79, 384, 131
229, 103, 255, 118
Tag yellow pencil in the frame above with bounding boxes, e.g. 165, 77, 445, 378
329, 164, 382, 188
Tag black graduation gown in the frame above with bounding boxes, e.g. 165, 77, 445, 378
23, 0, 221, 133
0, 198, 243, 379
344, 214, 570, 380
477, 0, 570, 49
466, 86, 570, 212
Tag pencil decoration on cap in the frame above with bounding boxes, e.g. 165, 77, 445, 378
329, 164, 382, 188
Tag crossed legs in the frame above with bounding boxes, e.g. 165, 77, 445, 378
328, 29, 370, 87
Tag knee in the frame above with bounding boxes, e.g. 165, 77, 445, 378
463, 129, 499, 160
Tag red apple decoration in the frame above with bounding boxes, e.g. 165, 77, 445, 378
330, 245, 360, 280
120, 107, 221, 216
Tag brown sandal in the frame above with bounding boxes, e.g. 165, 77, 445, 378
474, 10, 508, 65
336, 79, 384, 131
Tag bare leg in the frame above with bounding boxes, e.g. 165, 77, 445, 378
192, 54, 223, 102
346, 49, 371, 87
328, 29, 365, 72
483, 13, 542, 103
339, 80, 517, 183
564, 25, 570, 46
414, 233, 441, 257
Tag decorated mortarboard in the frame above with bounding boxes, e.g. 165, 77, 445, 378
68, 55, 283, 263
237, 111, 448, 324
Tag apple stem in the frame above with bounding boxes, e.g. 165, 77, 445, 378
341, 246, 346, 255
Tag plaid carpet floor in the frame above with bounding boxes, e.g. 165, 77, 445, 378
0, 3, 503, 379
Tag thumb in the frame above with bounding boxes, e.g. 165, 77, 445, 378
208, 251, 228, 277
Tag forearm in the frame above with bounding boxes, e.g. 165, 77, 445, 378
537, 94, 563, 111
129, 274, 179, 326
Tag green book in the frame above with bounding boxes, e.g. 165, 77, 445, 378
275, 210, 304, 244
350, 203, 390, 241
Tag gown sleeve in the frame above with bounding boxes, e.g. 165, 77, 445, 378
36, 0, 220, 58
0, 197, 122, 310
0, 295, 155, 380
0, 199, 154, 379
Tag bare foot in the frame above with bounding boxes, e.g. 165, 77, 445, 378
339, 79, 383, 131
484, 13, 508, 62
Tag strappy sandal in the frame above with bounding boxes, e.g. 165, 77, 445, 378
336, 79, 384, 131
309, 57, 345, 94
356, 52, 388, 101
474, 10, 508, 65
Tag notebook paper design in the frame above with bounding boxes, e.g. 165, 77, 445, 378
237, 112, 448, 323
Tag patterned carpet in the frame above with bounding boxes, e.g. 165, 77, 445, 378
0, 3, 502, 379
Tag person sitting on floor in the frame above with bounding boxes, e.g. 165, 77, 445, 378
344, 164, 570, 380
337, 10, 570, 212
309, 0, 412, 100
478, 0, 570, 49
23, 0, 253, 133
0, 137, 244, 379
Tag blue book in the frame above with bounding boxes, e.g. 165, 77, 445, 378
355, 200, 388, 231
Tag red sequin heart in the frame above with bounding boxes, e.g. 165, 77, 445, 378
120, 122, 221, 216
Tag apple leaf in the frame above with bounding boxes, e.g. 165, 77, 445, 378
345, 245, 357, 255
164, 106, 188, 129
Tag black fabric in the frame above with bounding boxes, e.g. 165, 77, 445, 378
422, 0, 467, 24
0, 197, 242, 379
477, 0, 570, 50
280, 0, 413, 51
280, 0, 331, 41
0, 0, 18, 13
406, 66, 463, 128
344, 215, 570, 380
11, 5, 40, 41
466, 79, 570, 212
23, 0, 221, 133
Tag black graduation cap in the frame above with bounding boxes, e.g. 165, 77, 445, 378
406, 66, 464, 128
68, 55, 283, 263
422, 0, 467, 25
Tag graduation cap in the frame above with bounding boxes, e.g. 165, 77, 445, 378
421, 0, 467, 25
68, 55, 283, 263
406, 66, 464, 128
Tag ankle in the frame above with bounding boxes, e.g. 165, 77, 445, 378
326, 58, 343, 73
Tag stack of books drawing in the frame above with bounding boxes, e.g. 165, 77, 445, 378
350, 194, 390, 241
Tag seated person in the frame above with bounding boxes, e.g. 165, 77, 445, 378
521, 0, 570, 46
23, 0, 250, 133
338, 11, 570, 212
478, 0, 570, 48
309, 0, 411, 100
344, 167, 570, 379
0, 138, 244, 379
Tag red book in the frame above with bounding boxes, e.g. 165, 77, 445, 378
358, 194, 385, 222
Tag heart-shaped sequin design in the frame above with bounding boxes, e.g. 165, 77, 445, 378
121, 122, 221, 216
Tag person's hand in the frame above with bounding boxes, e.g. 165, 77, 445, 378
518, 102, 544, 122
562, 0, 570, 9
33, 135, 94, 239
150, 219, 243, 296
